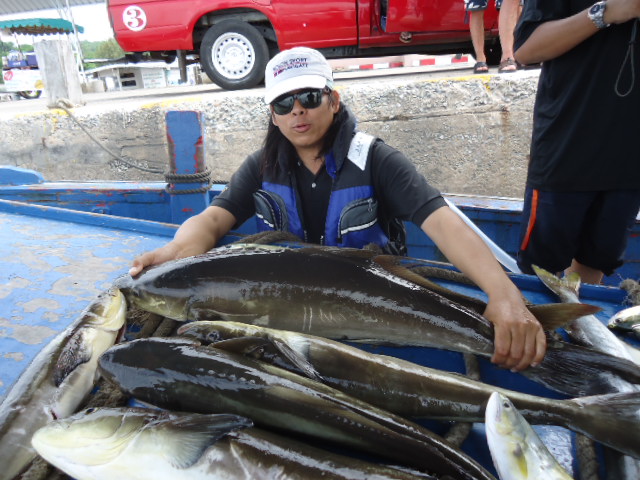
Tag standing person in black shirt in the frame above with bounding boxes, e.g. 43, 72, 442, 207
515, 0, 640, 284
130, 47, 546, 371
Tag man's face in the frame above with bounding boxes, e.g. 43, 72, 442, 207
271, 89, 341, 155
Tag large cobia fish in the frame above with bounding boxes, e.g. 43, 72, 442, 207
98, 337, 496, 480
177, 321, 640, 459
114, 244, 640, 397
32, 407, 438, 480
485, 392, 574, 480
0, 287, 126, 480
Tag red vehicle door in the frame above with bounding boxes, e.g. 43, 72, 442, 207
382, 0, 469, 33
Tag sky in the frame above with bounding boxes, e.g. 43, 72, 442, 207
0, 4, 113, 42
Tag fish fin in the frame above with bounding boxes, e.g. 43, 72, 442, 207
212, 337, 323, 382
189, 306, 262, 323
568, 392, 640, 458
374, 255, 487, 314
525, 339, 640, 396
54, 328, 92, 387
529, 303, 603, 330
150, 413, 253, 469
532, 265, 581, 298
269, 337, 323, 381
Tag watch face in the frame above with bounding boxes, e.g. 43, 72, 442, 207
590, 3, 603, 14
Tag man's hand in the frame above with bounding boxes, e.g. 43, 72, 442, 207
129, 243, 185, 277
604, 0, 640, 25
484, 294, 547, 372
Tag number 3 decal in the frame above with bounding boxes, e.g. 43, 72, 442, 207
123, 5, 147, 32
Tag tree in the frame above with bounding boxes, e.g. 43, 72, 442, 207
94, 38, 124, 60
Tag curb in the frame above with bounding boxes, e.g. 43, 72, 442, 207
329, 54, 473, 72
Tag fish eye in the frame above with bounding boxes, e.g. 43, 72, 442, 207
85, 408, 96, 414
207, 332, 222, 343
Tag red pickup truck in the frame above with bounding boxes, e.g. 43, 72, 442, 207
106, 0, 500, 90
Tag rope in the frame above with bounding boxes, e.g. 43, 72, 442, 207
51, 99, 165, 175
51, 99, 221, 194
164, 168, 213, 195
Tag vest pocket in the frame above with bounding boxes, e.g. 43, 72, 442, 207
254, 189, 288, 231
338, 197, 379, 240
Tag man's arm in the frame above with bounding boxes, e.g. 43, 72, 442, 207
129, 205, 236, 276
516, 0, 640, 65
421, 206, 546, 371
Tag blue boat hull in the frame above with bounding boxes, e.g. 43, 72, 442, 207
1, 166, 638, 479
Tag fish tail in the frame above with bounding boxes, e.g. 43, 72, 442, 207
567, 392, 640, 459
532, 265, 580, 298
529, 303, 602, 331
523, 340, 640, 397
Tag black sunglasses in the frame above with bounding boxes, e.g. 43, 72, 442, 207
271, 88, 330, 115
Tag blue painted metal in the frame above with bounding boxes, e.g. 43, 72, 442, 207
0, 166, 44, 186
165, 111, 210, 224
0, 199, 175, 401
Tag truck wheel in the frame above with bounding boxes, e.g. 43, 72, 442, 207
17, 90, 42, 99
200, 20, 269, 90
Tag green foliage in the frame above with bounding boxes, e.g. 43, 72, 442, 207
81, 38, 124, 61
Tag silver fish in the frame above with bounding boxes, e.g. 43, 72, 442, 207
609, 305, 640, 338
114, 244, 640, 397
177, 320, 640, 459
0, 287, 126, 480
533, 266, 639, 393
98, 337, 496, 480
485, 392, 574, 480
32, 407, 437, 480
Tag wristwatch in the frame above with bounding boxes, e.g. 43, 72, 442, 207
588, 1, 610, 29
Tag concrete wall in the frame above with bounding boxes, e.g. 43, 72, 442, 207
0, 70, 539, 199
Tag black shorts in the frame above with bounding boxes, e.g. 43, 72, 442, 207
517, 188, 640, 276
464, 0, 502, 11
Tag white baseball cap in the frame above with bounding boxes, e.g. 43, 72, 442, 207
264, 47, 334, 104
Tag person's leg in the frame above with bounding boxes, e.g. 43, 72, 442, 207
571, 190, 640, 284
517, 188, 593, 276
466, 0, 489, 72
469, 11, 487, 65
497, 0, 518, 72
565, 260, 604, 285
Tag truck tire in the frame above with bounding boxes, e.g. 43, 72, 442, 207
17, 90, 42, 99
200, 20, 269, 90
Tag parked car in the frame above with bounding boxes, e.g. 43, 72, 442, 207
106, 0, 501, 90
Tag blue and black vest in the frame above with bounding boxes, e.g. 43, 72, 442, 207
253, 132, 406, 254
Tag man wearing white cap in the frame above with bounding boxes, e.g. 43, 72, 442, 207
130, 47, 546, 372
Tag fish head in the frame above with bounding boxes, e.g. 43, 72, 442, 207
485, 392, 518, 438
98, 337, 199, 392
114, 273, 189, 320
31, 407, 148, 471
608, 305, 640, 331
83, 287, 127, 332
485, 392, 531, 479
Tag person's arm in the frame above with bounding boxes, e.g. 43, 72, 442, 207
515, 0, 640, 65
421, 206, 546, 371
128, 205, 236, 276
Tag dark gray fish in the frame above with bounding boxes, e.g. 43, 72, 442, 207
32, 407, 436, 480
114, 244, 640, 397
98, 337, 496, 480
177, 321, 640, 460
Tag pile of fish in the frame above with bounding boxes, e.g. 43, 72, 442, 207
2, 243, 640, 480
